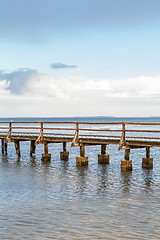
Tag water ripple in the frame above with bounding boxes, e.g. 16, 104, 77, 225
0, 142, 160, 239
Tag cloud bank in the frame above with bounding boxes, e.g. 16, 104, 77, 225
0, 68, 160, 117
0, 68, 160, 99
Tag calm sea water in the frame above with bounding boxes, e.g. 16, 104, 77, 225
0, 117, 160, 239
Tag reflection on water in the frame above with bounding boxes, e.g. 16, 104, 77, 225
1, 155, 8, 165
121, 171, 132, 193
0, 141, 160, 239
142, 169, 154, 193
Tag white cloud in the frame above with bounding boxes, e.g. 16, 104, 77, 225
108, 75, 160, 98
0, 79, 10, 96
0, 69, 160, 117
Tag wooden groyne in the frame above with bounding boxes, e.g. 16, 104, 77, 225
0, 119, 160, 170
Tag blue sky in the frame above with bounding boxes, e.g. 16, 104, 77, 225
0, 0, 160, 117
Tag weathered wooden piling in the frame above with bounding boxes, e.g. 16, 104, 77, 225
41, 142, 51, 162
76, 144, 88, 166
142, 147, 153, 169
14, 141, 20, 157
30, 140, 36, 156
60, 142, 69, 161
121, 149, 132, 171
1, 139, 4, 154
98, 144, 109, 164
5, 142, 7, 154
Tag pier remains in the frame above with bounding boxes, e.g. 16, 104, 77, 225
0, 119, 160, 170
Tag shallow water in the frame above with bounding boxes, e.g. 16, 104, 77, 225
0, 117, 160, 239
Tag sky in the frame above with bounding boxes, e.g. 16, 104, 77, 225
0, 0, 160, 117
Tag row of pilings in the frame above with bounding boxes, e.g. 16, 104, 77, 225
1, 139, 153, 170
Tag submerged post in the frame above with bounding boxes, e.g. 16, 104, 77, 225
76, 144, 88, 166
41, 142, 51, 163
98, 144, 109, 164
142, 147, 153, 169
60, 142, 69, 161
121, 148, 132, 171
30, 140, 36, 156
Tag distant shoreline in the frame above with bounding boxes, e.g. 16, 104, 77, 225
0, 116, 160, 119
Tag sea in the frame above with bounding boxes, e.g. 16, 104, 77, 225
0, 117, 160, 240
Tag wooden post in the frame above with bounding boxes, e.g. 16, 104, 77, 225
41, 121, 43, 141
76, 144, 88, 166
5, 142, 7, 154
76, 120, 79, 138
121, 148, 132, 171
41, 142, 51, 162
1, 139, 4, 154
14, 141, 20, 157
125, 149, 130, 160
80, 145, 85, 157
71, 118, 79, 147
142, 147, 153, 169
30, 140, 36, 156
122, 118, 126, 146
118, 118, 126, 150
9, 121, 12, 136
44, 142, 48, 154
146, 147, 150, 158
60, 142, 69, 161
98, 144, 109, 164
101, 144, 106, 154
63, 142, 67, 152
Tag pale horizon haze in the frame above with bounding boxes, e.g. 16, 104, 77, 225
0, 0, 160, 117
